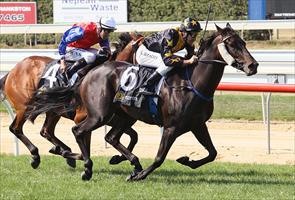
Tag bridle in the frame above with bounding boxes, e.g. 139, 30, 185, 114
164, 33, 245, 101
198, 34, 244, 71
183, 33, 245, 101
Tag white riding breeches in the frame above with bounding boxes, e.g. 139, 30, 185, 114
65, 47, 97, 64
136, 45, 173, 76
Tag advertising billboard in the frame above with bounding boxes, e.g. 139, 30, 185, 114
266, 0, 295, 19
0, 2, 37, 24
53, 0, 128, 24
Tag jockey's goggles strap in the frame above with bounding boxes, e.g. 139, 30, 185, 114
217, 42, 235, 66
102, 28, 114, 33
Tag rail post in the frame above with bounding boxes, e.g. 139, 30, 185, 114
0, 91, 19, 155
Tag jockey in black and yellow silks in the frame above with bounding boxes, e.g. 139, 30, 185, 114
136, 17, 202, 95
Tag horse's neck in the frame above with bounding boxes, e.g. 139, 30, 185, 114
192, 45, 225, 97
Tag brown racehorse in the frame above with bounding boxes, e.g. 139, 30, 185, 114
0, 32, 143, 169
27, 23, 258, 181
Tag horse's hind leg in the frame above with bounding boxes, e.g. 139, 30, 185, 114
40, 112, 77, 168
105, 117, 143, 175
71, 115, 112, 180
109, 127, 138, 165
176, 123, 217, 169
9, 111, 40, 169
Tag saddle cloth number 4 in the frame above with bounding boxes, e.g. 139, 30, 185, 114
41, 63, 60, 88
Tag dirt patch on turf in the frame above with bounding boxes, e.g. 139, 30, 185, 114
1, 112, 294, 165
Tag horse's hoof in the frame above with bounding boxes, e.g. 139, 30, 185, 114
126, 168, 142, 181
176, 156, 190, 165
126, 174, 134, 181
109, 155, 126, 165
81, 171, 92, 181
49, 146, 62, 155
31, 156, 40, 169
62, 150, 71, 158
66, 158, 76, 168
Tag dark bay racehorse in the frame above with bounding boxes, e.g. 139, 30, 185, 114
27, 23, 258, 181
0, 32, 143, 168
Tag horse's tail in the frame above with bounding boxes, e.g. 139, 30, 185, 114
26, 82, 82, 121
0, 73, 8, 101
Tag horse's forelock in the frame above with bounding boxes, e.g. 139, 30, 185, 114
221, 27, 236, 38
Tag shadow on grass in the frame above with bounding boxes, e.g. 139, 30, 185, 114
96, 164, 294, 186
1, 155, 293, 186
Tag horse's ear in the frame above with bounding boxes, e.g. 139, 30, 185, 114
215, 23, 223, 33
226, 23, 232, 29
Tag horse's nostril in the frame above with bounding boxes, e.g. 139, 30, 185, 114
253, 62, 259, 68
249, 62, 259, 70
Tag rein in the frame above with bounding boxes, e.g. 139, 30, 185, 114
185, 66, 213, 101
198, 59, 226, 64
163, 66, 213, 102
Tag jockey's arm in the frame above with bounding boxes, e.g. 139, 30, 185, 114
58, 26, 84, 72
183, 44, 198, 66
183, 55, 198, 66
94, 39, 111, 65
162, 48, 198, 67
94, 47, 111, 65
162, 32, 198, 68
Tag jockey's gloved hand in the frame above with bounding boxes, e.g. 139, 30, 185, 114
190, 55, 198, 64
95, 47, 111, 65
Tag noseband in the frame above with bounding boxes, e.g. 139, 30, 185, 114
198, 34, 244, 70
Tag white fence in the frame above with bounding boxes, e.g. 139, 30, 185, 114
1, 49, 294, 84
0, 20, 294, 34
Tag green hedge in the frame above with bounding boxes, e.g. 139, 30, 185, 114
1, 0, 253, 46
128, 0, 247, 22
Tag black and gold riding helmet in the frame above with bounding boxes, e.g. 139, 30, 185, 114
180, 17, 202, 32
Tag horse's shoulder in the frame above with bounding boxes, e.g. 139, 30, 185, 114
167, 67, 186, 79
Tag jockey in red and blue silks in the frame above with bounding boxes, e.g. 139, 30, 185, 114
58, 17, 116, 85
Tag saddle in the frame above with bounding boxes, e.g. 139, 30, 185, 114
38, 59, 74, 91
113, 65, 163, 125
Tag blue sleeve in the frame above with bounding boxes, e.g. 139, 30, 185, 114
58, 26, 84, 56
99, 38, 110, 49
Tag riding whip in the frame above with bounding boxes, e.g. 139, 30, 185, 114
201, 3, 212, 43
196, 3, 213, 56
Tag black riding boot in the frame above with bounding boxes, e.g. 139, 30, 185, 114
66, 58, 88, 79
139, 71, 162, 96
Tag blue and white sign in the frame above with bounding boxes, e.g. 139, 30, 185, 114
53, 0, 127, 24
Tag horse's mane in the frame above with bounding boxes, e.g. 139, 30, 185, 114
111, 32, 133, 60
196, 32, 219, 58
197, 27, 236, 58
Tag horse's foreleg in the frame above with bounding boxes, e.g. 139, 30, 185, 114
128, 127, 176, 181
109, 127, 138, 165
9, 111, 40, 169
40, 112, 77, 168
176, 123, 217, 169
